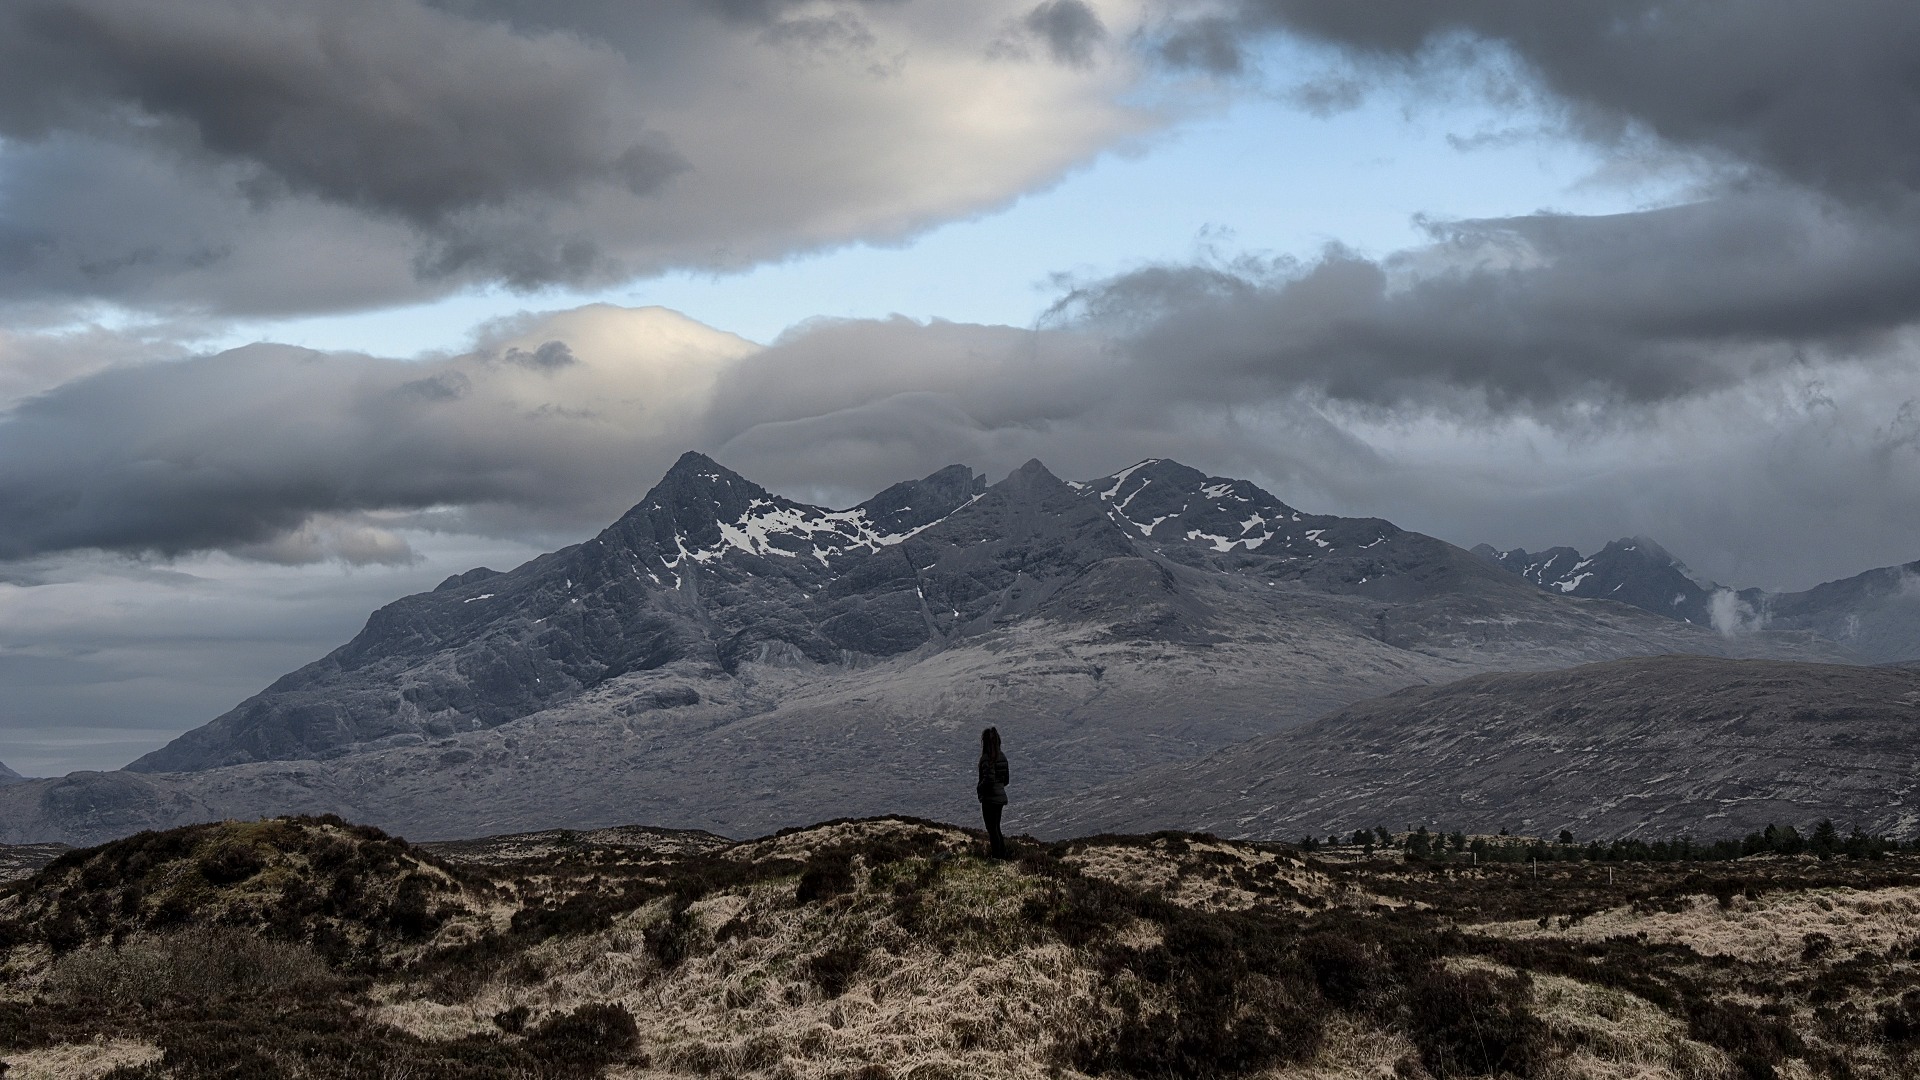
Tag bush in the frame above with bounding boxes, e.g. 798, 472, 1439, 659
644, 899, 702, 970
809, 942, 866, 997
1689, 1001, 1803, 1080
1298, 931, 1388, 1010
796, 851, 856, 904
527, 1002, 640, 1071
1406, 967, 1549, 1078
196, 840, 268, 886
47, 927, 336, 1007
387, 872, 447, 939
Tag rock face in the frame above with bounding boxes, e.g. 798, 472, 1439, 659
1029, 655, 1920, 841
2, 454, 1818, 844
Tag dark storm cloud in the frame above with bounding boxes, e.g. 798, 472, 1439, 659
1214, 1, 1920, 202
0, 0, 680, 227
0, 0, 1146, 315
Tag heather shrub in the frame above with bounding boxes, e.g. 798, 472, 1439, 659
47, 926, 336, 1007
1405, 966, 1549, 1078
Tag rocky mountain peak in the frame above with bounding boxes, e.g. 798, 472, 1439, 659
852, 464, 986, 539
1476, 536, 1715, 624
0, 760, 21, 784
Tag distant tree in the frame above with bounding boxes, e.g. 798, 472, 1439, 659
1775, 825, 1806, 856
1352, 829, 1372, 847
1448, 831, 1467, 852
1498, 827, 1510, 837
1300, 835, 1320, 851
1408, 827, 1433, 861
1844, 826, 1873, 860
1375, 826, 1393, 847
1557, 829, 1575, 846
1811, 820, 1840, 859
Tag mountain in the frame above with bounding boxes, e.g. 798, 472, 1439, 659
1473, 536, 1716, 625
3, 454, 1791, 844
1029, 655, 1920, 841
0, 761, 21, 784
128, 452, 990, 773
1478, 537, 1920, 661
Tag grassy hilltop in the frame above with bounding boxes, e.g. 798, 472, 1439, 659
4, 816, 1920, 1078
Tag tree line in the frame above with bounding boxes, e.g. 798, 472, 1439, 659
1294, 820, 1905, 863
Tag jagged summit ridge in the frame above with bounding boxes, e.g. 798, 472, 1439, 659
1474, 536, 1717, 625
1086, 457, 1397, 557
604, 452, 986, 579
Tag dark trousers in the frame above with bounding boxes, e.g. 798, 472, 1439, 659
982, 802, 1006, 859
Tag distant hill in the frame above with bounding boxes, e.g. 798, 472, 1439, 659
1030, 655, 1920, 841
0, 761, 21, 784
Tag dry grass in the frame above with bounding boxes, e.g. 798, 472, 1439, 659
1485, 883, 1920, 965
1, 1037, 162, 1079
375, 844, 1101, 1078
1528, 972, 1729, 1080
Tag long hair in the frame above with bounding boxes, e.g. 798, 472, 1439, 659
980, 726, 1001, 759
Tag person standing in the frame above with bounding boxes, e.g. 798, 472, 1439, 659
977, 726, 1010, 859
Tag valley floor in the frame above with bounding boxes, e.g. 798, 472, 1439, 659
4, 817, 1920, 1078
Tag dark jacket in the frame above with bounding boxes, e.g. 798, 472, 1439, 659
977, 751, 1009, 806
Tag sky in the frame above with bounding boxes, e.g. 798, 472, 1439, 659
5, 0, 1920, 775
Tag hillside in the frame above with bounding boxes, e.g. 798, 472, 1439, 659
8, 815, 1920, 1078
0, 454, 1772, 846
1029, 656, 1920, 841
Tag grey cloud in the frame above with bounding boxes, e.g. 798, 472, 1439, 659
1220, 1, 1920, 202
1155, 16, 1244, 75
1024, 1, 1105, 66
0, 306, 758, 562
0, 1, 679, 224
0, 343, 583, 561
1046, 189, 1920, 415
0, 0, 1155, 315
499, 341, 577, 372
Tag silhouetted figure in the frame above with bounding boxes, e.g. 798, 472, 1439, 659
977, 726, 1010, 859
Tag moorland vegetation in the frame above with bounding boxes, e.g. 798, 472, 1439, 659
3, 815, 1920, 1078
